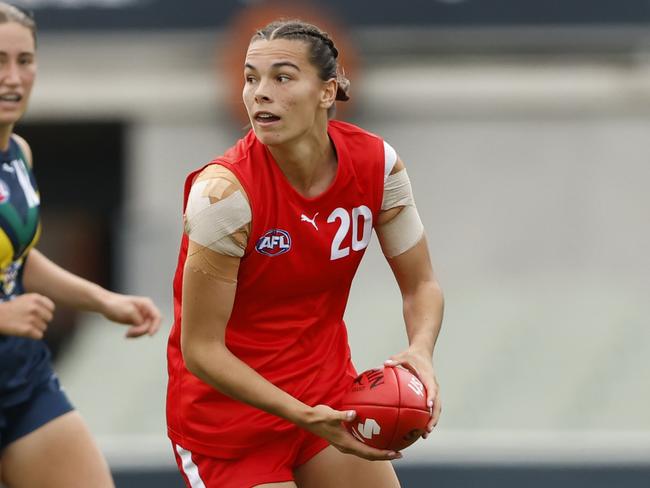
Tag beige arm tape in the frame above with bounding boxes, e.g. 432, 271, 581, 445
377, 168, 424, 258
382, 168, 415, 210
184, 165, 251, 258
185, 240, 241, 284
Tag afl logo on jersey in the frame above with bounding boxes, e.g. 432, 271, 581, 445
0, 180, 10, 204
255, 229, 291, 256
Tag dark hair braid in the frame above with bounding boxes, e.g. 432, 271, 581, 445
252, 19, 350, 105
285, 27, 339, 59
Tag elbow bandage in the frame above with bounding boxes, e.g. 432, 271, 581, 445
377, 169, 424, 258
184, 168, 252, 257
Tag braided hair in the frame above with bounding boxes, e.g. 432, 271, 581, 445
251, 19, 350, 103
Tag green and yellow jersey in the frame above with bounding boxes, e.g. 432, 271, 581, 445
0, 135, 40, 300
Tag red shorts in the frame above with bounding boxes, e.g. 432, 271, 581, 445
172, 426, 329, 488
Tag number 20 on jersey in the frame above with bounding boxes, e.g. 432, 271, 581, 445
327, 205, 372, 261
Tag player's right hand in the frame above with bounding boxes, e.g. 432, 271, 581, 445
301, 404, 403, 461
0, 293, 55, 340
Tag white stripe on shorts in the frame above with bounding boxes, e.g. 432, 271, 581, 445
175, 444, 207, 488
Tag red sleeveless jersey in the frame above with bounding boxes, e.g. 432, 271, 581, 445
167, 120, 385, 458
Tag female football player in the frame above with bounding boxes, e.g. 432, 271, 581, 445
0, 4, 161, 487
167, 19, 443, 488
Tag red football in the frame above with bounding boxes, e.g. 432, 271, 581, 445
340, 366, 430, 451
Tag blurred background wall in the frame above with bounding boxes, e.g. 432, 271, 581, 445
13, 0, 650, 486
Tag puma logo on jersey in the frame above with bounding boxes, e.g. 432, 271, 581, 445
300, 212, 319, 230
255, 229, 292, 256
352, 418, 381, 442
2, 162, 15, 173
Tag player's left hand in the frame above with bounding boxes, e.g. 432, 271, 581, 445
385, 346, 441, 438
99, 292, 162, 338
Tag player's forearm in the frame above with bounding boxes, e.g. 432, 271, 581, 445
402, 279, 444, 356
387, 237, 444, 356
23, 249, 110, 313
183, 340, 312, 425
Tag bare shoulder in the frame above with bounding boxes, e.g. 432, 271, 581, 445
12, 133, 33, 167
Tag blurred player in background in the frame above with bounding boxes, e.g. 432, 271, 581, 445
167, 19, 443, 488
0, 4, 162, 487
